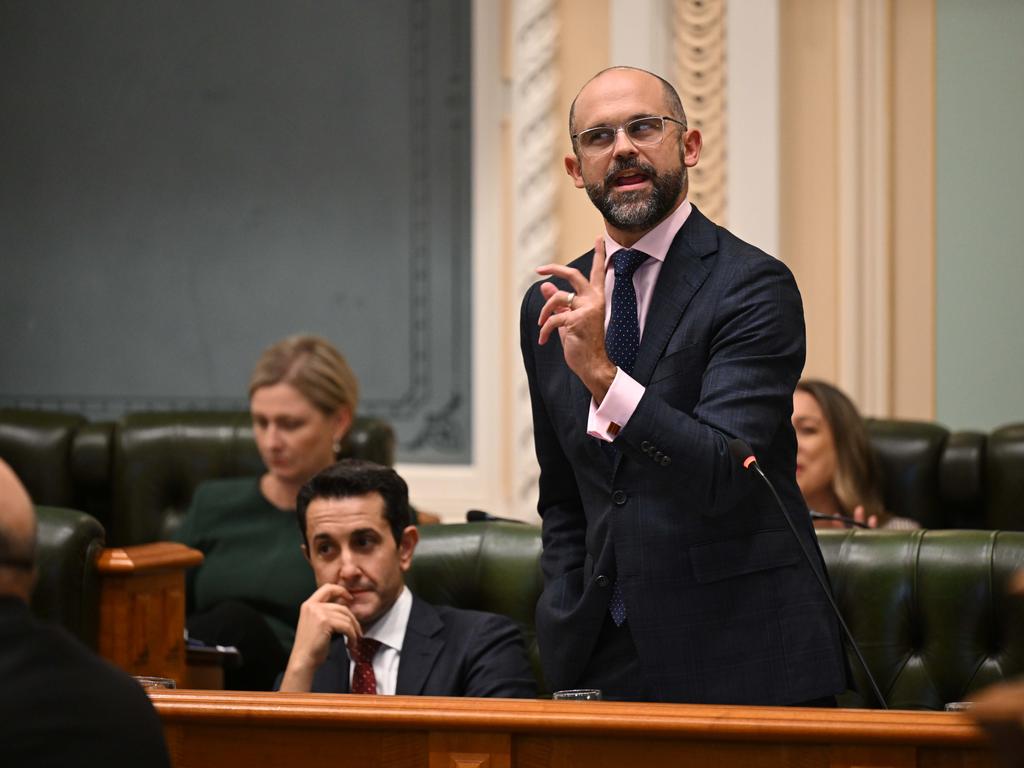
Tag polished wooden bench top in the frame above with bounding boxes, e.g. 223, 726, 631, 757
152, 690, 994, 768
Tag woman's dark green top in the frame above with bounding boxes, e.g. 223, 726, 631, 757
173, 477, 316, 651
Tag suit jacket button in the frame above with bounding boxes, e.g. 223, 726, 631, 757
612, 490, 628, 505
595, 574, 610, 588
654, 451, 664, 462
661, 456, 671, 466
641, 440, 652, 452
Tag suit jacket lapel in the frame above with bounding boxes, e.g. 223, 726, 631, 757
631, 206, 716, 385
395, 595, 444, 695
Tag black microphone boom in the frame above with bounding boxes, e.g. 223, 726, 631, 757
728, 438, 888, 709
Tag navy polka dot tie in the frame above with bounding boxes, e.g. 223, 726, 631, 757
349, 637, 381, 694
606, 248, 647, 375
605, 247, 646, 627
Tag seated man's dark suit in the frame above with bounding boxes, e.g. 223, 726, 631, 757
0, 596, 171, 767
309, 595, 537, 697
521, 206, 847, 705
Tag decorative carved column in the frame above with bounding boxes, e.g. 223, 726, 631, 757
671, 0, 728, 224
510, 0, 559, 516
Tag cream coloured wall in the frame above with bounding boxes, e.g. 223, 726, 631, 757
404, 0, 940, 520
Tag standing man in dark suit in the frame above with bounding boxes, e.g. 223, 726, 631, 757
520, 67, 846, 704
0, 459, 171, 767
279, 460, 536, 697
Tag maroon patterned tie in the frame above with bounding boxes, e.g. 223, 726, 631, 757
349, 637, 382, 694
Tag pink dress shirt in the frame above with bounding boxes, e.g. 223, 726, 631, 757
587, 200, 693, 441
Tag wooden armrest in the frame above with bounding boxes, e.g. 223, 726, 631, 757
97, 541, 203, 685
97, 541, 204, 574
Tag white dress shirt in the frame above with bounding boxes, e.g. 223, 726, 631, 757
346, 585, 412, 695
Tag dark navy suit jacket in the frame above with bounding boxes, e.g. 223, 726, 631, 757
310, 595, 537, 698
520, 206, 847, 705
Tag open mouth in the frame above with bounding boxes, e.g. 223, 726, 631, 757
612, 172, 650, 190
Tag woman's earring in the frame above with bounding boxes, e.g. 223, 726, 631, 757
332, 438, 342, 456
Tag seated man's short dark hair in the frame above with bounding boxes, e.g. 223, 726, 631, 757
296, 459, 415, 546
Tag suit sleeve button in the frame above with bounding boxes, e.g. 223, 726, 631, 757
612, 490, 628, 505
595, 574, 610, 588
661, 456, 671, 466
641, 441, 652, 451
654, 451, 664, 461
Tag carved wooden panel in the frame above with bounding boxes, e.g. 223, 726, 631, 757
672, 0, 728, 224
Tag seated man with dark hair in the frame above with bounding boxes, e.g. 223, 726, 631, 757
0, 459, 170, 767
279, 459, 536, 697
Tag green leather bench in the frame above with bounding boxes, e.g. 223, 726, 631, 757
2, 409, 395, 545
409, 523, 1024, 707
31, 505, 105, 649
29, 509, 1024, 707
6, 409, 1023, 536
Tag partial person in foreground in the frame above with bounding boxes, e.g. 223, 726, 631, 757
793, 379, 921, 530
279, 460, 536, 697
0, 459, 171, 768
520, 66, 846, 704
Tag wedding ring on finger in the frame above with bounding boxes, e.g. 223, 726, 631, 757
565, 291, 576, 310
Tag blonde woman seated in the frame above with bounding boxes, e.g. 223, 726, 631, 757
793, 379, 920, 531
174, 335, 357, 689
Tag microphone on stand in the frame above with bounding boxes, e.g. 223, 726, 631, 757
728, 438, 888, 709
466, 509, 526, 525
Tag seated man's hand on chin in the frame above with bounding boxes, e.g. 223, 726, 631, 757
278, 583, 361, 692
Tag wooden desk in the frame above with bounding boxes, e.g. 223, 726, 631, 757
153, 690, 995, 768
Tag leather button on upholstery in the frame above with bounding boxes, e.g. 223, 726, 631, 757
661, 456, 671, 466
612, 490, 628, 506
595, 574, 610, 588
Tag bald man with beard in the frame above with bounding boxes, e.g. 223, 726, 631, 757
521, 67, 846, 704
0, 459, 171, 767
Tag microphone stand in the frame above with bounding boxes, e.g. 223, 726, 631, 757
730, 439, 888, 709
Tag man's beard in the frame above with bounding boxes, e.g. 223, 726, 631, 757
585, 157, 686, 232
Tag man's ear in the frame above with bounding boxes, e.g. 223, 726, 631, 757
682, 128, 703, 168
565, 153, 586, 189
397, 525, 419, 572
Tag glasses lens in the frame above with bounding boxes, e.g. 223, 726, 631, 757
625, 117, 665, 146
579, 127, 615, 156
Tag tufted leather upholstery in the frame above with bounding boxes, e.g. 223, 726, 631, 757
30, 506, 106, 649
27, 512, 1024, 708
988, 424, 1024, 532
0, 409, 395, 546
408, 523, 1024, 707
407, 522, 544, 688
108, 411, 396, 545
865, 419, 1024, 530
0, 410, 86, 509
817, 529, 1024, 709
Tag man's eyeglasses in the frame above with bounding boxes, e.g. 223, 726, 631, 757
572, 115, 686, 159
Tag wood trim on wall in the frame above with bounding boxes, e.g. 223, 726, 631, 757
780, 0, 935, 418
836, 0, 892, 414
780, 0, 841, 385
891, 0, 936, 420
